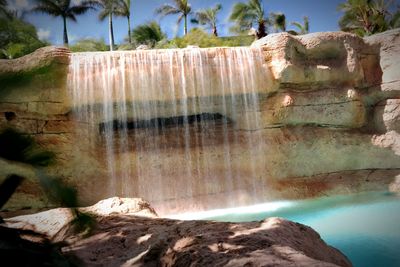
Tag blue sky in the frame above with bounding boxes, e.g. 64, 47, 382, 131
8, 0, 347, 45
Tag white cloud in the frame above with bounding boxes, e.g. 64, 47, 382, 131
37, 28, 51, 41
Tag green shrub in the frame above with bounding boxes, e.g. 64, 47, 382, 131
69, 38, 108, 52
156, 28, 254, 49
129, 21, 166, 48
0, 17, 47, 59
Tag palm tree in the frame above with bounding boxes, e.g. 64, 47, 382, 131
115, 0, 132, 44
155, 0, 192, 36
270, 12, 286, 32
229, 0, 268, 39
191, 4, 222, 36
85, 0, 124, 51
31, 0, 94, 46
291, 16, 309, 35
131, 21, 166, 47
338, 0, 398, 36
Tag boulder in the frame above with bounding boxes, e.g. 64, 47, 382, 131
5, 197, 157, 239
4, 202, 351, 267
365, 30, 400, 134
0, 46, 70, 79
252, 31, 379, 90
81, 197, 158, 217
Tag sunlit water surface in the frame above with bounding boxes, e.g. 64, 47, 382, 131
170, 192, 400, 267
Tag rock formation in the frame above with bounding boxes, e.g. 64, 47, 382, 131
0, 30, 399, 214
4, 198, 352, 267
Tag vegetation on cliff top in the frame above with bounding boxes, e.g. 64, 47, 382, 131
0, 11, 47, 59
338, 0, 400, 36
0, 0, 399, 56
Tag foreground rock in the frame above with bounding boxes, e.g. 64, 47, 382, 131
5, 197, 157, 239
4, 198, 351, 267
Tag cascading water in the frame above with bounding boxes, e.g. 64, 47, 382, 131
68, 47, 271, 214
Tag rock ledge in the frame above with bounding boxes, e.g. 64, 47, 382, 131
5, 198, 351, 267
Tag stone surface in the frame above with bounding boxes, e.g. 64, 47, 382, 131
235, 88, 366, 129
0, 46, 70, 77
4, 203, 351, 267
365, 30, 400, 134
389, 175, 400, 193
5, 197, 157, 239
373, 99, 400, 133
252, 31, 378, 90
365, 29, 400, 90
81, 197, 158, 217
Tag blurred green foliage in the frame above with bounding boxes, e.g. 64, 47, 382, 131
129, 21, 166, 48
338, 0, 400, 37
156, 28, 254, 49
69, 38, 108, 52
0, 17, 47, 59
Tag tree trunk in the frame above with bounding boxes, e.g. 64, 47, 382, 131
63, 16, 68, 46
257, 20, 267, 39
109, 13, 115, 51
127, 15, 132, 44
213, 25, 218, 36
184, 14, 188, 35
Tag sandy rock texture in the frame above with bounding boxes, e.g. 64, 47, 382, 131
5, 197, 157, 239
4, 199, 351, 267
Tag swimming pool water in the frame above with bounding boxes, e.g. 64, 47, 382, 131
200, 192, 400, 267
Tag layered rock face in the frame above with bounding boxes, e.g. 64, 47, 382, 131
0, 30, 399, 214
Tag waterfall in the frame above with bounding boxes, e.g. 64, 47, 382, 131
68, 47, 271, 214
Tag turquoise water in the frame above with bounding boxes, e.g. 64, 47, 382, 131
200, 192, 400, 267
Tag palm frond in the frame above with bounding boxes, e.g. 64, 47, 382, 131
81, 0, 103, 8
270, 12, 286, 32
66, 12, 77, 22
291, 21, 303, 31
131, 21, 166, 47
290, 16, 309, 35
68, 5, 95, 15
31, 5, 62, 17
229, 3, 250, 21
98, 9, 109, 20
32, 0, 63, 13
176, 13, 184, 25
193, 3, 222, 34
155, 4, 180, 17
116, 0, 130, 17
